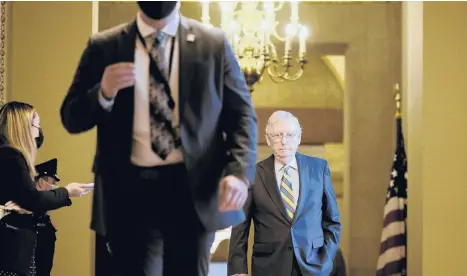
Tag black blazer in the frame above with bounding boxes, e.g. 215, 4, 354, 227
228, 154, 341, 276
0, 146, 71, 213
60, 16, 257, 234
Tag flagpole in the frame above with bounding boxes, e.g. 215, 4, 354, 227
376, 83, 408, 276
394, 83, 402, 119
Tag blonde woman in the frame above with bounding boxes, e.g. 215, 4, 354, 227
0, 102, 93, 276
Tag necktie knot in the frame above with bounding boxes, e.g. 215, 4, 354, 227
152, 31, 167, 48
282, 165, 290, 174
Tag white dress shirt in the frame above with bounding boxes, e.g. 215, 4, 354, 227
99, 12, 183, 167
274, 157, 300, 205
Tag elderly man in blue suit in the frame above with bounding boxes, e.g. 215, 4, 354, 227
228, 111, 341, 276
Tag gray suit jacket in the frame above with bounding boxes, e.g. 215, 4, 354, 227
60, 16, 258, 236
228, 153, 341, 276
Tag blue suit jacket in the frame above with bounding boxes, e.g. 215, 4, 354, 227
228, 153, 341, 276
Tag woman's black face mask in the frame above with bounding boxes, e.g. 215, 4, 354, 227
32, 126, 44, 149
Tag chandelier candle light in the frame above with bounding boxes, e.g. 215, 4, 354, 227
200, 1, 309, 92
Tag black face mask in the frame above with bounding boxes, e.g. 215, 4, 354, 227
35, 128, 44, 149
137, 1, 178, 20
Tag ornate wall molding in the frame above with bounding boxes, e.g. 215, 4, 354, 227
0, 1, 5, 107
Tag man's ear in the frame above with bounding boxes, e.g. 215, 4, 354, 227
266, 135, 271, 147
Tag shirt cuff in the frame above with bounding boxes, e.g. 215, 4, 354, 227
98, 89, 115, 111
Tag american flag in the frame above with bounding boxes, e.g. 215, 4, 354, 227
376, 116, 407, 276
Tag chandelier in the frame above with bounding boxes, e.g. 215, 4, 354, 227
200, 1, 308, 92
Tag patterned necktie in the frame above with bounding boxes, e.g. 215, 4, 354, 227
148, 31, 176, 160
280, 165, 296, 220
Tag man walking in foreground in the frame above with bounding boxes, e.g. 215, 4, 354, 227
61, 2, 257, 275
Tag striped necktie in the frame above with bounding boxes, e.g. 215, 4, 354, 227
147, 31, 177, 159
280, 165, 296, 220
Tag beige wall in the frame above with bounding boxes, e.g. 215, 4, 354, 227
404, 2, 467, 276
8, 2, 95, 276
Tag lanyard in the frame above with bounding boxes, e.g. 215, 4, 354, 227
135, 27, 176, 110
135, 28, 176, 78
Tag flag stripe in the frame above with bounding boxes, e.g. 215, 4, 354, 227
380, 221, 405, 243
383, 209, 405, 228
377, 246, 406, 270
376, 257, 407, 276
379, 234, 406, 255
383, 197, 405, 217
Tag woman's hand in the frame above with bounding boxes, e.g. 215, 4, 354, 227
4, 201, 32, 214
65, 183, 94, 198
36, 178, 56, 191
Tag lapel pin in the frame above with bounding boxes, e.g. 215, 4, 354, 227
187, 33, 195, 42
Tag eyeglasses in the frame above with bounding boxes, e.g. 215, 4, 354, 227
269, 132, 297, 142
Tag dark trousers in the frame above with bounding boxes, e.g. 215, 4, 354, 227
95, 234, 115, 276
34, 222, 56, 276
107, 163, 214, 276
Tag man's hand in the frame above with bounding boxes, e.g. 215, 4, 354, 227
4, 201, 32, 214
219, 175, 248, 212
101, 62, 135, 99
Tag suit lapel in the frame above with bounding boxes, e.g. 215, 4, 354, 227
259, 155, 290, 223
120, 20, 137, 62
112, 21, 137, 163
178, 16, 195, 124
293, 153, 310, 223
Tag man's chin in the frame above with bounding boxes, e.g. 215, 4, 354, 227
275, 151, 293, 158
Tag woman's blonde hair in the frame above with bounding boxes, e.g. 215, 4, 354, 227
0, 101, 37, 178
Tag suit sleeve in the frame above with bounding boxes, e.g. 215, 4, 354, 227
228, 176, 256, 275
0, 148, 72, 213
319, 160, 342, 268
220, 35, 258, 185
60, 38, 110, 134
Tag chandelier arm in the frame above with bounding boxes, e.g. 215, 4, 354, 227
273, 1, 285, 11
272, 28, 287, 42
265, 60, 305, 82
269, 75, 287, 84
266, 63, 283, 78
266, 63, 288, 80
282, 67, 305, 81
268, 68, 287, 83
258, 63, 268, 81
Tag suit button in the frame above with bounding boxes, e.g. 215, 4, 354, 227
288, 247, 293, 251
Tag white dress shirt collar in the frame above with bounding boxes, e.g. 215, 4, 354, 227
136, 11, 180, 38
274, 156, 298, 173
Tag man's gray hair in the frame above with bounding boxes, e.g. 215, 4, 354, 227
265, 110, 302, 135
